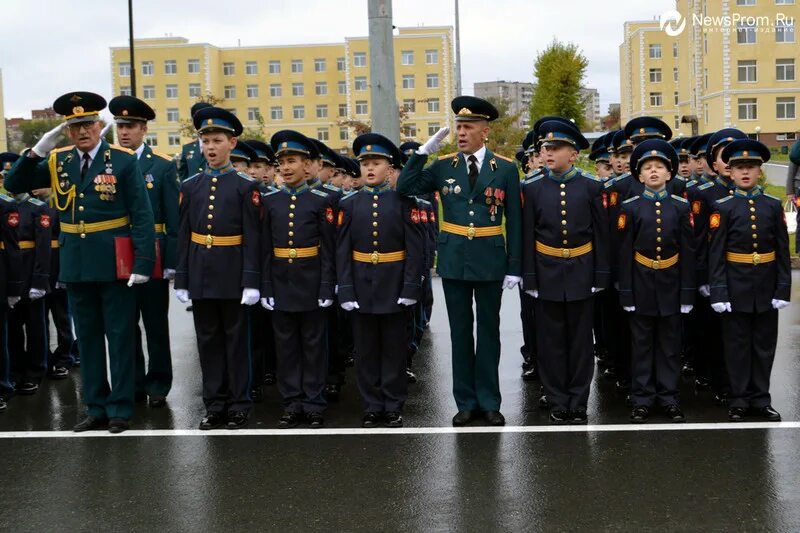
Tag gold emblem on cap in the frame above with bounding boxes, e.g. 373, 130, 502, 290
547, 132, 554, 139
207, 118, 214, 125
743, 150, 749, 156
282, 142, 288, 148
458, 107, 473, 115
366, 145, 372, 151
70, 94, 82, 103
122, 109, 129, 116
72, 106, 84, 115
640, 128, 645, 134
651, 150, 658, 156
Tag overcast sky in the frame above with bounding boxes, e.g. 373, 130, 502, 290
0, 0, 674, 119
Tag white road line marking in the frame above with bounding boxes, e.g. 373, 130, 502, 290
0, 421, 798, 438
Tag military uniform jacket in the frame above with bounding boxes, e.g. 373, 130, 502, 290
522, 167, 610, 302
175, 164, 261, 299
260, 183, 336, 312
178, 140, 206, 182
603, 172, 631, 279
0, 195, 22, 298
396, 150, 521, 281
310, 178, 344, 209
10, 197, 52, 293
337, 184, 424, 314
138, 145, 180, 270
5, 141, 156, 282
708, 188, 791, 313
617, 191, 695, 316
46, 206, 61, 291
690, 175, 735, 285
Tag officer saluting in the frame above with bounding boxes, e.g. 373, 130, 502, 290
397, 96, 522, 427
5, 91, 156, 433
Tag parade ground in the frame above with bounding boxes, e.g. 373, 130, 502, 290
1, 276, 800, 532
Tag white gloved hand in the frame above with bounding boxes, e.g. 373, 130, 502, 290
340, 301, 359, 311
55, 281, 66, 290
397, 298, 417, 306
241, 288, 260, 306
591, 287, 604, 293
623, 306, 636, 312
502, 275, 522, 290
32, 122, 65, 157
711, 302, 731, 313
260, 297, 275, 310
28, 288, 46, 300
525, 290, 539, 299
127, 274, 150, 287
100, 121, 113, 138
417, 127, 450, 155
163, 269, 176, 281
680, 305, 693, 314
772, 299, 790, 310
175, 289, 190, 303
698, 285, 710, 298
7, 296, 20, 308
318, 299, 333, 308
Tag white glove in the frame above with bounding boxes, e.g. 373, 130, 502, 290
175, 289, 190, 303
680, 305, 693, 314
127, 274, 150, 287
772, 299, 790, 310
711, 302, 731, 313
100, 121, 113, 138
28, 288, 46, 300
260, 297, 275, 310
397, 298, 417, 306
163, 269, 176, 281
591, 287, 604, 293
32, 122, 65, 157
698, 285, 710, 297
502, 275, 521, 290
525, 290, 539, 299
623, 306, 635, 312
241, 288, 260, 306
318, 299, 333, 308
341, 301, 359, 311
7, 296, 20, 308
417, 127, 450, 155
55, 281, 66, 290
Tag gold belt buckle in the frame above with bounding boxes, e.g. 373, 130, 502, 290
288, 248, 298, 259
78, 221, 85, 234
467, 227, 476, 240
561, 248, 571, 258
652, 260, 660, 269
205, 234, 214, 248
752, 253, 761, 265
370, 251, 380, 264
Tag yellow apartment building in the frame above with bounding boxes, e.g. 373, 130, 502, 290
109, 27, 455, 155
621, 0, 799, 148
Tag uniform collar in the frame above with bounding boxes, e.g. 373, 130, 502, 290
734, 186, 762, 198
14, 193, 30, 203
134, 143, 146, 160
205, 163, 234, 176
76, 140, 103, 162
282, 182, 309, 195
307, 177, 322, 189
547, 166, 578, 183
461, 145, 487, 166
642, 187, 669, 201
714, 176, 733, 190
363, 181, 392, 194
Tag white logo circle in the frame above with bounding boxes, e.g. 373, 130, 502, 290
660, 10, 686, 37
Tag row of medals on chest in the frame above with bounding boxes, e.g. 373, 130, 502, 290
441, 179, 505, 221
56, 150, 155, 202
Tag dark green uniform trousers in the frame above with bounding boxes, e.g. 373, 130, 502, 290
134, 278, 173, 398
68, 281, 137, 420
441, 278, 503, 412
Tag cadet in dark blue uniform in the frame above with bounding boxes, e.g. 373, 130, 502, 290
261, 131, 336, 429
522, 119, 609, 424
619, 140, 695, 423
709, 139, 790, 422
175, 107, 261, 430
338, 134, 423, 427
0, 156, 23, 411
177, 102, 213, 182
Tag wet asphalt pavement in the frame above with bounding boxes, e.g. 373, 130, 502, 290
2, 275, 800, 532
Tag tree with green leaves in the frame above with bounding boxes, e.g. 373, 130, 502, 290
529, 40, 588, 129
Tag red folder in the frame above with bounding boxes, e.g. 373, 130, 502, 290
115, 236, 163, 280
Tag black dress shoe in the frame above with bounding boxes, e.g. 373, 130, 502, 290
108, 418, 130, 434
602, 367, 617, 379
185, 305, 193, 312
452, 410, 476, 426
751, 406, 781, 421
72, 356, 81, 367
49, 366, 69, 380
681, 363, 695, 376
484, 411, 505, 426
148, 396, 167, 408
664, 405, 686, 422
199, 412, 226, 430
362, 412, 381, 428
630, 406, 649, 423
538, 394, 551, 410
226, 411, 249, 429
384, 411, 404, 428
344, 356, 355, 368
521, 367, 538, 382
714, 393, 729, 406
16, 382, 38, 395
263, 372, 276, 386
406, 368, 418, 383
694, 376, 711, 390
73, 416, 109, 432
307, 412, 324, 428
549, 409, 570, 424
728, 407, 747, 422
278, 411, 301, 429
324, 383, 341, 401
250, 387, 263, 403
571, 408, 588, 425
0, 397, 6, 411
615, 379, 630, 393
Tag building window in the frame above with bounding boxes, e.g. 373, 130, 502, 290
737, 23, 757, 44
244, 61, 257, 75
776, 0, 795, 4
168, 133, 181, 147
776, 20, 795, 43
293, 105, 305, 119
736, 0, 755, 4
317, 128, 329, 141
355, 100, 368, 115
142, 61, 153, 76
354, 76, 368, 91
315, 82, 328, 96
354, 52, 366, 67
650, 92, 663, 106
291, 59, 303, 73
403, 123, 417, 138
338, 103, 347, 117
314, 58, 326, 72
292, 83, 304, 97
674, 91, 679, 105
672, 43, 678, 58
777, 97, 796, 119
738, 98, 758, 120
270, 84, 282, 97
336, 57, 346, 71
166, 85, 178, 98
164, 60, 177, 75
673, 67, 679, 82
426, 74, 439, 89
247, 84, 259, 98
402, 75, 415, 89
166, 108, 179, 122
427, 98, 440, 113
316, 105, 328, 119
339, 127, 349, 141
189, 83, 201, 97
143, 86, 155, 99
119, 62, 130, 77
270, 106, 283, 120
247, 107, 260, 121
403, 99, 416, 113
188, 59, 200, 73
426, 49, 438, 64
738, 60, 757, 82
649, 68, 662, 83
120, 86, 131, 96
338, 81, 347, 95
401, 50, 414, 65
224, 86, 236, 99
428, 122, 440, 136
145, 134, 157, 147
649, 44, 662, 59
223, 62, 235, 75
704, 68, 709, 89
777, 132, 797, 141
269, 60, 280, 74
777, 58, 796, 81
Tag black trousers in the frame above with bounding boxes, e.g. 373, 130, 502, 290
134, 279, 173, 398
606, 288, 631, 383
629, 313, 681, 407
535, 297, 595, 411
192, 299, 252, 414
693, 297, 729, 394
422, 274, 434, 325
45, 288, 76, 368
352, 311, 408, 413
9, 297, 48, 385
405, 305, 418, 367
272, 309, 327, 413
250, 305, 276, 385
0, 306, 12, 398
518, 286, 536, 367
721, 310, 778, 409
325, 303, 346, 386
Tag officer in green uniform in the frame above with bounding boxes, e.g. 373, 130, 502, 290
177, 102, 213, 182
396, 96, 522, 427
5, 91, 155, 433
109, 95, 179, 408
